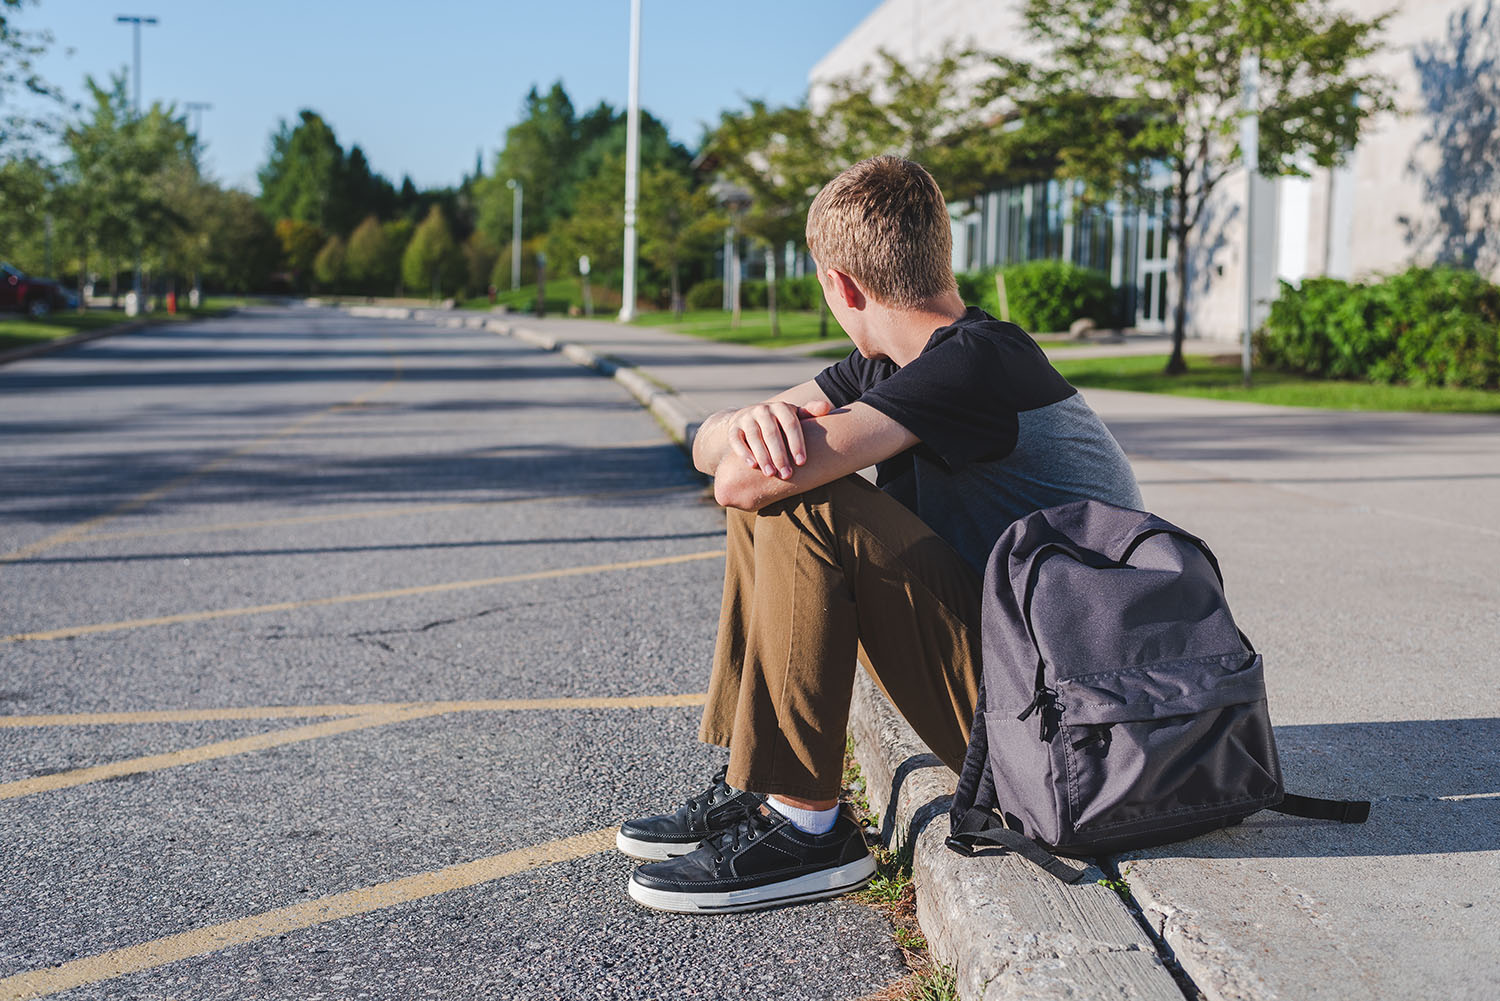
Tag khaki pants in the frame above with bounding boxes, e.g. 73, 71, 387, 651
698, 475, 983, 800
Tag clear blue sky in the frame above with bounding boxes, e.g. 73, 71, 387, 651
26, 0, 879, 192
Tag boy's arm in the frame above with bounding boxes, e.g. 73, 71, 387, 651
710, 402, 917, 511
691, 379, 834, 480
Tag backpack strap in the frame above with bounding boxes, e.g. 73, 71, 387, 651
950, 694, 995, 825
945, 808, 1085, 884
1273, 793, 1370, 824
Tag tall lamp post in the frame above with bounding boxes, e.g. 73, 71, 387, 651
618, 0, 643, 322
184, 100, 212, 140
184, 100, 211, 308
506, 179, 522, 292
116, 14, 158, 314
712, 181, 751, 330
1240, 50, 1260, 389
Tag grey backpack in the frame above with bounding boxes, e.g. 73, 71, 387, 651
947, 501, 1367, 882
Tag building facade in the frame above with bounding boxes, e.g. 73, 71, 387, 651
809, 0, 1500, 339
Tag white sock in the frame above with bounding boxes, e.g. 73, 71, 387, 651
766, 795, 840, 835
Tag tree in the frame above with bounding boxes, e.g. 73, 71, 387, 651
462, 230, 499, 297
198, 188, 279, 292
59, 75, 194, 301
1003, 0, 1394, 372
401, 205, 460, 299
275, 218, 324, 284
0, 154, 54, 271
547, 152, 627, 286
258, 110, 344, 228
1, 0, 65, 158
709, 100, 830, 335
382, 218, 413, 295
492, 82, 579, 237
313, 234, 346, 290
818, 45, 1007, 202
639, 166, 725, 317
345, 215, 389, 294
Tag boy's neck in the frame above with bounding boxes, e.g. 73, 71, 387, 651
869, 291, 968, 367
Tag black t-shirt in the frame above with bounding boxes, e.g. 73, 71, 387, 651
814, 307, 1142, 572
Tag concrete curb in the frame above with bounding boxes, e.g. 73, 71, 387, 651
341, 304, 1192, 1001
0, 318, 149, 367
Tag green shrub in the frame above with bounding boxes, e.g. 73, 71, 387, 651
1259, 266, 1500, 389
778, 275, 822, 311
955, 267, 998, 307
684, 279, 724, 311
740, 279, 768, 309
960, 261, 1117, 333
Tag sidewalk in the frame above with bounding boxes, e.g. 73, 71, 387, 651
358, 305, 1500, 1001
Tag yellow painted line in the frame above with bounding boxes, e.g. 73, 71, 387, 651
74, 485, 700, 544
0, 548, 725, 644
0, 374, 403, 566
0, 692, 708, 728
0, 707, 449, 801
0, 827, 616, 1001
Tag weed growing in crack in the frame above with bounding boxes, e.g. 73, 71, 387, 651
844, 741, 955, 1001
1097, 864, 1135, 901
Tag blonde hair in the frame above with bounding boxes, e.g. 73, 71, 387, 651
805, 155, 957, 308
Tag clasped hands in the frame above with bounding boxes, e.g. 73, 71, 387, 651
724, 399, 834, 481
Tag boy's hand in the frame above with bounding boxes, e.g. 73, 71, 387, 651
727, 399, 834, 480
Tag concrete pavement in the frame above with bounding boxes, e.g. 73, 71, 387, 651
394, 306, 1500, 1001
0, 308, 906, 1000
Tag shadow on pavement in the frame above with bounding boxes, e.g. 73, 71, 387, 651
1109, 412, 1500, 465
1, 441, 703, 524
1134, 717, 1500, 860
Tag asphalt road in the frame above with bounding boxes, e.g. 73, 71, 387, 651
0, 306, 905, 1001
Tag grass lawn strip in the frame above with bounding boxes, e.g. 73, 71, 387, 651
1052, 352, 1500, 414
0, 299, 247, 354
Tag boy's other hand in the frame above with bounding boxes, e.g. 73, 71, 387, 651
728, 399, 834, 480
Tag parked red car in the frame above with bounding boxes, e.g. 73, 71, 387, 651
1, 262, 77, 317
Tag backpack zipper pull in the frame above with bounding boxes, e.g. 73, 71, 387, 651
1070, 724, 1113, 751
1017, 686, 1058, 722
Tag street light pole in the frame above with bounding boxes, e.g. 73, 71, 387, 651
506, 179, 522, 292
618, 0, 642, 322
116, 14, 158, 313
711, 181, 751, 330
1240, 50, 1260, 389
184, 101, 213, 141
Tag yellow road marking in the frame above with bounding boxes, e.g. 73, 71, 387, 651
72, 485, 699, 545
0, 548, 725, 644
0, 692, 708, 728
0, 708, 448, 800
0, 827, 616, 1001
0, 374, 403, 566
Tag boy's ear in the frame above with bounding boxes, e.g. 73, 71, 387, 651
825, 267, 866, 310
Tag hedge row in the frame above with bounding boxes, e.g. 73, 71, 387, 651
684, 276, 824, 312
958, 260, 1118, 333
1259, 267, 1500, 389
683, 261, 1120, 334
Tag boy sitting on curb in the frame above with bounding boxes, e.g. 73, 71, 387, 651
618, 155, 1143, 913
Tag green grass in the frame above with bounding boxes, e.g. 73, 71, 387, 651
462, 277, 620, 316
0, 311, 130, 352
632, 308, 853, 350
905, 967, 959, 1001
0, 298, 245, 354
1052, 353, 1500, 414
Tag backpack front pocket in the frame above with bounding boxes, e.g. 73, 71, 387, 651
1052, 653, 1283, 846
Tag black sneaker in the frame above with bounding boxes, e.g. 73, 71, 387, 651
627, 801, 875, 913
615, 767, 765, 861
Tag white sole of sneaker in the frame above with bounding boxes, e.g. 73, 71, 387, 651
626, 854, 877, 913
615, 830, 700, 861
